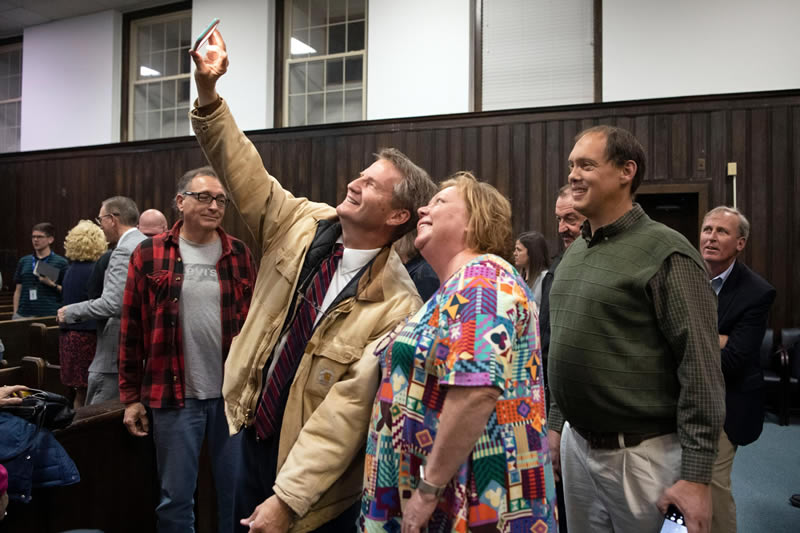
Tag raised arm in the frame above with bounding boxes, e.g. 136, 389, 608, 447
188, 30, 333, 252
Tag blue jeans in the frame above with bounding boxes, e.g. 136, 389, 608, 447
151, 398, 239, 533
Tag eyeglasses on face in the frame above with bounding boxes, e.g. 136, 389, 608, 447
182, 191, 228, 207
95, 213, 118, 225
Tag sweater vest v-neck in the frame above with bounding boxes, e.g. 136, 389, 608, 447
548, 213, 705, 434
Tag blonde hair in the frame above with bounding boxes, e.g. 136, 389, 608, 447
64, 220, 108, 262
439, 171, 513, 261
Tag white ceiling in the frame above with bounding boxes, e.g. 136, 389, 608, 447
0, 0, 173, 39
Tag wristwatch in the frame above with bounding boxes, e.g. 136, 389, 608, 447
418, 465, 446, 497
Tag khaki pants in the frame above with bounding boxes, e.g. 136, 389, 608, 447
710, 431, 738, 533
560, 422, 681, 533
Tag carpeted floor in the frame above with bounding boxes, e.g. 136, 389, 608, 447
732, 415, 800, 532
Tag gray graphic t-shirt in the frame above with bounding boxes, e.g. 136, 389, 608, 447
179, 236, 223, 399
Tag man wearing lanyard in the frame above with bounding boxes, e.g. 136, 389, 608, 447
13, 222, 68, 319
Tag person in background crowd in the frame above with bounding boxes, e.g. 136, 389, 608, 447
538, 183, 586, 533
700, 206, 776, 533
394, 229, 440, 301
513, 230, 551, 304
59, 220, 108, 409
138, 209, 169, 237
57, 196, 147, 405
360, 172, 557, 532
548, 125, 724, 533
189, 28, 432, 533
120, 167, 257, 533
13, 222, 68, 319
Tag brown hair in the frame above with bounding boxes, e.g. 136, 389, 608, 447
516, 231, 550, 287
439, 171, 513, 261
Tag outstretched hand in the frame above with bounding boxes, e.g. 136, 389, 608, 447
188, 29, 228, 106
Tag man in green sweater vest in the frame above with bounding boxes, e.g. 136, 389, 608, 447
547, 125, 725, 533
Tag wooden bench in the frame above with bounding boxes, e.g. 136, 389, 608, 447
0, 356, 45, 388
0, 315, 57, 367
29, 322, 61, 365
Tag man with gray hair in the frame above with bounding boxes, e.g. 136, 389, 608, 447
58, 196, 147, 405
700, 206, 775, 533
189, 30, 436, 532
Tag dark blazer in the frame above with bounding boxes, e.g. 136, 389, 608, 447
717, 260, 776, 446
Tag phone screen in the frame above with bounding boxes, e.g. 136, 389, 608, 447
659, 505, 688, 533
191, 18, 220, 52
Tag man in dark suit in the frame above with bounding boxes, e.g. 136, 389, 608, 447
700, 206, 776, 533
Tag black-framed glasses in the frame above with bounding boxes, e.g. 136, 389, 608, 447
95, 213, 118, 225
182, 191, 228, 207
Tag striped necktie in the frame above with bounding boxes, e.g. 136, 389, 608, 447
254, 243, 344, 440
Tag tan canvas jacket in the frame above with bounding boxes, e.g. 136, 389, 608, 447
191, 99, 422, 531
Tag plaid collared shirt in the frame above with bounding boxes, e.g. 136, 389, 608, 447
119, 221, 257, 408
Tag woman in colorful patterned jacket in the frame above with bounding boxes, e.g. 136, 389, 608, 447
360, 172, 558, 532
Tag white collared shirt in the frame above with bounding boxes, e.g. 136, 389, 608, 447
710, 260, 736, 295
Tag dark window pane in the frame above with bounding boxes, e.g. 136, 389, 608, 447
345, 89, 362, 121
134, 84, 147, 113
328, 24, 345, 54
147, 110, 160, 138
349, 0, 366, 20
329, 0, 346, 24
176, 107, 190, 136
8, 75, 20, 98
166, 20, 179, 49
0, 78, 8, 101
150, 23, 165, 52
347, 21, 364, 51
309, 0, 326, 26
165, 49, 179, 76
163, 79, 176, 108
326, 91, 343, 123
10, 49, 20, 72
162, 108, 176, 137
308, 93, 324, 125
134, 112, 146, 139
178, 79, 190, 107
180, 17, 191, 47
289, 63, 306, 94
292, 0, 309, 29
326, 59, 343, 91
345, 57, 362, 88
147, 82, 162, 110
137, 25, 150, 62
289, 95, 306, 126
180, 47, 191, 73
308, 60, 324, 92
309, 27, 325, 55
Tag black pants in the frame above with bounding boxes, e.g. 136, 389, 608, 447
233, 427, 360, 533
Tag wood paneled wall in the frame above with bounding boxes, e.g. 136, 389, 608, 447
1, 90, 798, 329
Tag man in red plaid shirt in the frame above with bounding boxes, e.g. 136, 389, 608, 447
119, 166, 257, 533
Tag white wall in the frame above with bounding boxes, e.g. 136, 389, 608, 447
192, 0, 274, 132
367, 0, 471, 120
21, 10, 122, 151
604, 0, 800, 101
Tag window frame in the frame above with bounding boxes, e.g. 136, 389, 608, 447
0, 40, 23, 153
121, 1, 191, 142
280, 0, 368, 127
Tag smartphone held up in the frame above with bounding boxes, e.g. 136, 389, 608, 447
659, 505, 688, 533
191, 18, 220, 52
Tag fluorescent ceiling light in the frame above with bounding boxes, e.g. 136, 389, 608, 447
140, 66, 161, 77
291, 37, 316, 55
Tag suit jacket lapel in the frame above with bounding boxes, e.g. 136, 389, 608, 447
717, 261, 742, 325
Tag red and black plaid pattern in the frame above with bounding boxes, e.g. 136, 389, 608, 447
119, 221, 257, 408
254, 243, 343, 439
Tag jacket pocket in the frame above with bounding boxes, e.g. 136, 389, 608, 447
146, 270, 171, 306
305, 343, 362, 400
275, 246, 299, 284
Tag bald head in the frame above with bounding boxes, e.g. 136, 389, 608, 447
138, 209, 169, 237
